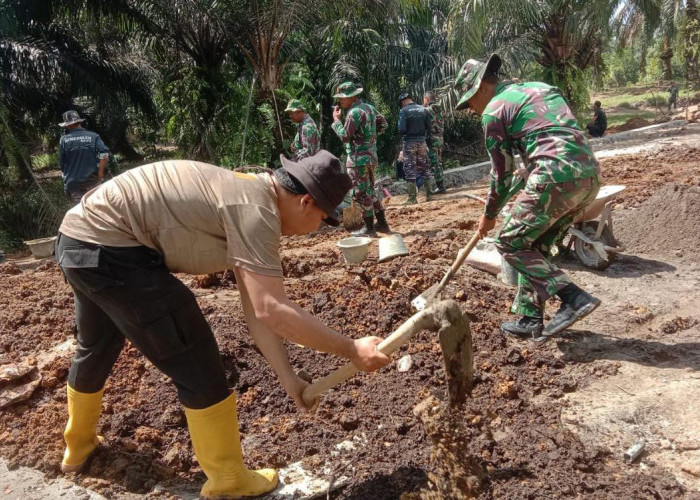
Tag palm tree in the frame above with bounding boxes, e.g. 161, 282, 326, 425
0, 0, 157, 175
446, 0, 654, 110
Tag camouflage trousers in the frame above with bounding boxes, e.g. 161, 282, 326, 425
428, 136, 444, 185
347, 163, 382, 217
402, 140, 432, 183
494, 176, 600, 317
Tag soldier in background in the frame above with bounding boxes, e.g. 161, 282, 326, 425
398, 92, 432, 205
667, 82, 679, 113
332, 82, 390, 236
285, 99, 320, 161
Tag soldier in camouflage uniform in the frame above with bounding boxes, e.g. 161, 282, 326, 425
455, 54, 602, 340
398, 92, 433, 204
285, 99, 320, 161
423, 92, 446, 194
332, 82, 390, 237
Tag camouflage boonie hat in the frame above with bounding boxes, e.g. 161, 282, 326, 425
333, 81, 363, 98
58, 110, 86, 127
454, 54, 501, 110
284, 99, 305, 112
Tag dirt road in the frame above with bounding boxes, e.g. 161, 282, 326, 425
1, 124, 699, 498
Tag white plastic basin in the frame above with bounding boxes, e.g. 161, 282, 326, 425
24, 236, 57, 259
337, 237, 372, 264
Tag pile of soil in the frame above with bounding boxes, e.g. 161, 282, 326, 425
616, 183, 700, 261
599, 145, 700, 208
673, 104, 700, 122
607, 117, 651, 135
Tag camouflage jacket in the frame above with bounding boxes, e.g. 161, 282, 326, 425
668, 85, 679, 100
332, 99, 388, 167
427, 102, 444, 140
290, 114, 320, 161
482, 81, 600, 218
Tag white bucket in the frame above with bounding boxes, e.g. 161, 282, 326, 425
24, 236, 57, 259
500, 255, 519, 286
378, 234, 409, 262
337, 237, 372, 264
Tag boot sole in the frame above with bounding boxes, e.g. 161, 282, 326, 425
534, 298, 601, 343
502, 327, 543, 339
61, 441, 103, 473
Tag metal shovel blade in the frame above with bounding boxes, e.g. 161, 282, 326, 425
411, 283, 440, 311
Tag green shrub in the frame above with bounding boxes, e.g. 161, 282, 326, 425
0, 181, 70, 250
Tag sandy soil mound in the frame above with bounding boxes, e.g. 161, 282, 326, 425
607, 117, 651, 134
616, 183, 700, 260
599, 144, 700, 208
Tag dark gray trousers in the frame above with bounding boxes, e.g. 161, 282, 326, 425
56, 234, 230, 409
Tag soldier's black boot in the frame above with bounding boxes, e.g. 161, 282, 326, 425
433, 179, 447, 194
501, 316, 544, 338
351, 216, 378, 238
374, 210, 391, 233
542, 284, 601, 337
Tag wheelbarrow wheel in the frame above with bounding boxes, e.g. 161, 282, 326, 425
574, 222, 617, 270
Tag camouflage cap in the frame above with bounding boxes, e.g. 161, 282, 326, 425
454, 54, 501, 110
333, 81, 363, 98
284, 99, 305, 112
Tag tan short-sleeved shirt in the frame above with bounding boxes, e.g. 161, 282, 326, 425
59, 160, 282, 276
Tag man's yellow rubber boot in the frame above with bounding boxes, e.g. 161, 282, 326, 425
184, 393, 278, 499
61, 385, 105, 473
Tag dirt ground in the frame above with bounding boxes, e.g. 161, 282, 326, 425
1, 126, 700, 499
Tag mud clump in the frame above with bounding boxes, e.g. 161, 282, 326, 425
659, 316, 699, 334
616, 183, 700, 261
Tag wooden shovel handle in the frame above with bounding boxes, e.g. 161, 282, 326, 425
435, 231, 483, 292
301, 308, 433, 407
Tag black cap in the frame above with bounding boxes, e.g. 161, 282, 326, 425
278, 150, 352, 226
398, 92, 411, 105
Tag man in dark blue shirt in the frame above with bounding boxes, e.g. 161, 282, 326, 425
398, 92, 432, 204
59, 110, 110, 204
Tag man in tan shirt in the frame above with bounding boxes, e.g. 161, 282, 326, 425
55, 150, 390, 499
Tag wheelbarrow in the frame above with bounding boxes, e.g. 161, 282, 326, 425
561, 184, 627, 270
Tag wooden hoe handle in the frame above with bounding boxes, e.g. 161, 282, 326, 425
435, 231, 482, 293
301, 308, 434, 407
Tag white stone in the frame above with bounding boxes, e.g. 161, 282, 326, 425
397, 355, 413, 372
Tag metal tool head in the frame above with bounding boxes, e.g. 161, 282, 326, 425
411, 294, 428, 311
411, 283, 440, 311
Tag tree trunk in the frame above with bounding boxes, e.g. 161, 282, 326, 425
640, 45, 648, 79
661, 37, 674, 81
685, 0, 700, 84
257, 85, 286, 168
97, 116, 143, 162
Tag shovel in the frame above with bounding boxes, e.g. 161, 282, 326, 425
411, 231, 482, 311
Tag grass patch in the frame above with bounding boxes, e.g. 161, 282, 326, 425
592, 84, 678, 109
31, 153, 59, 173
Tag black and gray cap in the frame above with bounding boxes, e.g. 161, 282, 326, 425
278, 150, 352, 226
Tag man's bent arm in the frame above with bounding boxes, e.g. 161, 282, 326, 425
234, 266, 388, 371
233, 267, 312, 408
97, 157, 108, 181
